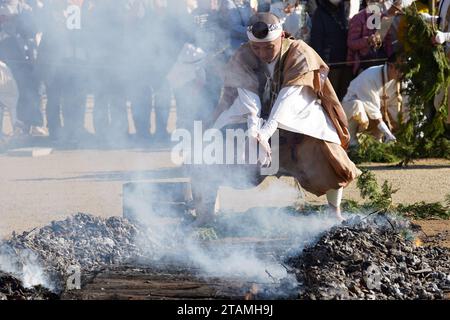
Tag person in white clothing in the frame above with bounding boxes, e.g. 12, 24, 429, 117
189, 12, 360, 226
342, 54, 404, 146
433, 0, 450, 125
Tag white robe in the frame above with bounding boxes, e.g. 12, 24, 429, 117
439, 0, 450, 32
342, 65, 399, 121
214, 57, 340, 144
438, 0, 450, 51
213, 85, 341, 145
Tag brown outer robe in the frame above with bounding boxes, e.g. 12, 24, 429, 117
208, 38, 360, 196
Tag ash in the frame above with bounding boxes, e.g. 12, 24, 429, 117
288, 215, 450, 300
0, 211, 449, 300
0, 213, 154, 295
0, 272, 58, 300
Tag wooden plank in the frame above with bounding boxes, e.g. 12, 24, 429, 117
61, 264, 282, 300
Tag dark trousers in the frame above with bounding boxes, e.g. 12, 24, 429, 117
129, 79, 171, 139
45, 66, 87, 140
92, 73, 129, 141
328, 66, 354, 102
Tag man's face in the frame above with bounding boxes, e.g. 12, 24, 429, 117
249, 37, 283, 63
388, 63, 402, 80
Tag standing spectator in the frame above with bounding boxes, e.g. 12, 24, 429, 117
84, 0, 129, 146
165, 0, 211, 135
346, 0, 393, 75
123, 0, 154, 144
0, 0, 45, 136
219, 0, 254, 58
124, 0, 193, 146
311, 0, 352, 100
155, 0, 195, 143
125, 0, 187, 145
37, 0, 90, 144
270, 0, 312, 42
186, 0, 226, 123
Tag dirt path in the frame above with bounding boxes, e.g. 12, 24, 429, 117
303, 158, 450, 205
0, 150, 448, 241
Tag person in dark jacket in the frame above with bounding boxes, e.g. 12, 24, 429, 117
310, 0, 353, 100
0, 0, 44, 136
37, 0, 90, 144
84, 0, 129, 146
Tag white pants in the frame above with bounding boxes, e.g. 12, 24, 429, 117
326, 187, 343, 208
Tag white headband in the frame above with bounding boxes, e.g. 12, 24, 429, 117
247, 23, 283, 42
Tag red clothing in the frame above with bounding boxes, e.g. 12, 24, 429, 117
346, 9, 393, 74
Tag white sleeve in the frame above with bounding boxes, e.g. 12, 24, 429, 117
258, 86, 303, 140
214, 87, 261, 130
354, 79, 383, 120
419, 12, 439, 23
236, 88, 262, 136
237, 88, 261, 116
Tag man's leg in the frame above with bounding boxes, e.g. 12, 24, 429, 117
93, 86, 110, 139
326, 187, 344, 221
10, 63, 43, 132
153, 81, 171, 142
62, 72, 88, 142
46, 76, 63, 140
109, 90, 129, 143
129, 85, 152, 139
189, 168, 220, 227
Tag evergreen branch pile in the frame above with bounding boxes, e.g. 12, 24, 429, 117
345, 168, 450, 220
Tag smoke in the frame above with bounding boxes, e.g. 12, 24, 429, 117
26, 0, 230, 147
0, 244, 53, 289
129, 176, 341, 286
1, 0, 347, 295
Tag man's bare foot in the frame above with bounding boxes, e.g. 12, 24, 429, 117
328, 204, 345, 222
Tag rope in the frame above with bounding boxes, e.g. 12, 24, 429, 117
0, 56, 389, 70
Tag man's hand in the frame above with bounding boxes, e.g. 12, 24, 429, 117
433, 31, 450, 45
384, 134, 397, 143
249, 118, 277, 167
377, 121, 397, 143
256, 132, 272, 167
368, 32, 382, 49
